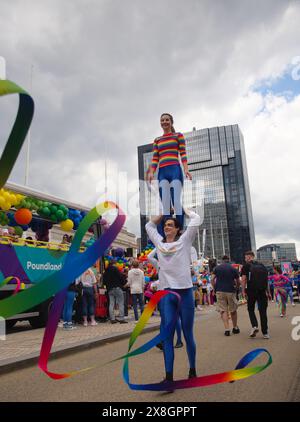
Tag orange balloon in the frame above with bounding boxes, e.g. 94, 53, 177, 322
14, 208, 32, 225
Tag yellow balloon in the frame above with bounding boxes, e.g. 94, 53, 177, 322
0, 197, 5, 209
16, 194, 24, 204
10, 194, 17, 205
60, 219, 74, 231
2, 201, 11, 211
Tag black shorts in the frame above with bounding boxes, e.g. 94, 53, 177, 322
202, 288, 207, 294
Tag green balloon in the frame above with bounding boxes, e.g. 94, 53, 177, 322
42, 206, 50, 216
58, 205, 68, 213
14, 226, 23, 237
50, 205, 58, 214
50, 214, 57, 222
56, 210, 64, 220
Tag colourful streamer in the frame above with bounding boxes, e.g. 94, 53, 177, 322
0, 78, 127, 379
0, 276, 21, 295
120, 291, 272, 391
0, 202, 125, 378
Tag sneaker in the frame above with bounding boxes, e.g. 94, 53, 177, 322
156, 342, 163, 350
292, 303, 296, 307
174, 342, 184, 348
280, 313, 283, 317
90, 321, 98, 326
224, 330, 230, 336
119, 320, 128, 324
271, 300, 274, 303
197, 305, 203, 311
63, 324, 76, 330
232, 327, 240, 334
58, 321, 64, 328
110, 320, 117, 324
83, 321, 88, 327
249, 327, 259, 338
263, 333, 270, 339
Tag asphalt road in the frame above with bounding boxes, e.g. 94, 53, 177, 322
0, 303, 299, 402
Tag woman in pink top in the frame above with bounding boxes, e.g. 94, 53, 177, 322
268, 267, 289, 317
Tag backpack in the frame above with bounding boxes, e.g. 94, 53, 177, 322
248, 261, 268, 290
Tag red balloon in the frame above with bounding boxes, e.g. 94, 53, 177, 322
14, 208, 32, 225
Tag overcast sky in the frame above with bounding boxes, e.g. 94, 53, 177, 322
0, 0, 300, 258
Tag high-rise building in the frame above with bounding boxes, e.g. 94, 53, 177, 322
138, 124, 256, 263
257, 243, 297, 266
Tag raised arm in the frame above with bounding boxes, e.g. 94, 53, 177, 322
178, 133, 192, 180
180, 208, 201, 244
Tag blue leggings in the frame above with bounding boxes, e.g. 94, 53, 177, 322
158, 164, 184, 236
286, 288, 294, 303
63, 291, 76, 323
160, 288, 196, 374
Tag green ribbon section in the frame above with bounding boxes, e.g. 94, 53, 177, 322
0, 80, 34, 189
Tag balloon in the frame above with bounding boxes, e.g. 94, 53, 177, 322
14, 208, 32, 225
50, 205, 58, 214
2, 201, 11, 211
56, 209, 64, 221
60, 219, 74, 231
41, 206, 51, 216
14, 226, 23, 237
0, 197, 5, 209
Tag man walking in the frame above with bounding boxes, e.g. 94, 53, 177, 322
103, 260, 128, 324
241, 251, 270, 339
125, 260, 145, 323
211, 255, 240, 336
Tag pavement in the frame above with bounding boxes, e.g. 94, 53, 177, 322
0, 305, 217, 371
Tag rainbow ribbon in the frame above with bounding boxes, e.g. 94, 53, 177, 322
0, 202, 125, 379
120, 291, 272, 391
0, 276, 21, 295
0, 78, 126, 379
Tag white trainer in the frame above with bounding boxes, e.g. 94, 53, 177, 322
249, 327, 259, 338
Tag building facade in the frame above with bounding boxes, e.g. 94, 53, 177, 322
257, 243, 297, 266
138, 124, 256, 263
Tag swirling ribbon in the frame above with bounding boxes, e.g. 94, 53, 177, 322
0, 80, 34, 189
120, 290, 272, 391
0, 276, 21, 295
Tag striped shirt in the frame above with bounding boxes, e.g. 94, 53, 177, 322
151, 132, 187, 170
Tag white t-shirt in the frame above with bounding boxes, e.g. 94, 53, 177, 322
127, 268, 145, 294
145, 211, 201, 289
77, 269, 97, 288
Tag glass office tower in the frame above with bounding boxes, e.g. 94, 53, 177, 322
138, 124, 256, 263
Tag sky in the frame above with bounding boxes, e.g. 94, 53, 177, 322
0, 0, 300, 258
